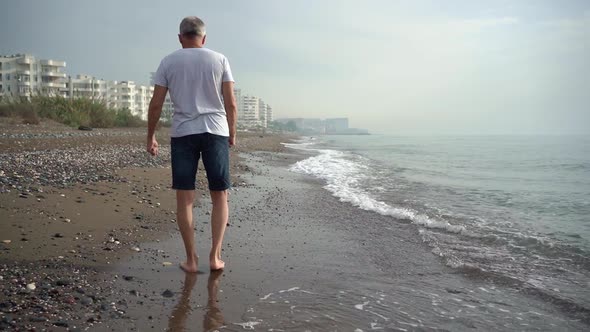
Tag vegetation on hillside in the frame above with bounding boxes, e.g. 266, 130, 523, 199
0, 96, 146, 128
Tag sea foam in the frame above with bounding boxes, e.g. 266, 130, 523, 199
288, 146, 465, 234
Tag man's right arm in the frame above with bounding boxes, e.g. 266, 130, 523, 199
222, 81, 237, 146
146, 84, 168, 156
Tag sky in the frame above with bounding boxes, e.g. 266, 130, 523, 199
1, 0, 588, 135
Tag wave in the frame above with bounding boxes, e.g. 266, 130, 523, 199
289, 147, 465, 234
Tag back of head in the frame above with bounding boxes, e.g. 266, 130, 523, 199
180, 16, 206, 38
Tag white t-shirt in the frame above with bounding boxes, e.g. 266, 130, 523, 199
152, 48, 234, 137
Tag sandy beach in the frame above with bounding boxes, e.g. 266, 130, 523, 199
0, 120, 288, 330
1, 120, 588, 331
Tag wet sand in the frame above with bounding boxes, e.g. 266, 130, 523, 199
100, 151, 587, 331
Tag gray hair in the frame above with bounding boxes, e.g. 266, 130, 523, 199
179, 16, 206, 37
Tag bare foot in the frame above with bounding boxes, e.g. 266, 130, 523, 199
210, 257, 225, 271
180, 256, 198, 273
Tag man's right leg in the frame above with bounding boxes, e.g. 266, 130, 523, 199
177, 189, 198, 272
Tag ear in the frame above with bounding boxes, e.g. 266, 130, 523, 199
202, 35, 207, 45
178, 34, 182, 44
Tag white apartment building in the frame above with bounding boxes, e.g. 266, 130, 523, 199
0, 54, 67, 98
63, 74, 109, 100
259, 99, 269, 128
239, 95, 261, 128
108, 81, 153, 120
266, 105, 273, 124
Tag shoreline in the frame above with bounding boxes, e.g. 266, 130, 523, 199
1, 122, 588, 330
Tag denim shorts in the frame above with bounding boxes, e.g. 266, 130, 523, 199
170, 133, 230, 191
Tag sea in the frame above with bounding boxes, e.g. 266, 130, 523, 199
286, 134, 590, 325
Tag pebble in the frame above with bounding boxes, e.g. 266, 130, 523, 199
131, 247, 141, 252
29, 316, 47, 322
54, 320, 69, 327
81, 297, 94, 306
26, 283, 36, 291
162, 262, 173, 266
2, 240, 11, 244
54, 233, 64, 238
55, 279, 72, 286
162, 289, 174, 298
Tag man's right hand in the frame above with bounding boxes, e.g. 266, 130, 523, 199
147, 136, 159, 156
229, 135, 236, 147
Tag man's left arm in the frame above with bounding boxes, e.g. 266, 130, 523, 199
146, 85, 168, 156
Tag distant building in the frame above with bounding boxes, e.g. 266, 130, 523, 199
149, 72, 173, 122
276, 117, 368, 135
259, 99, 270, 128
108, 81, 153, 120
233, 87, 242, 125
302, 118, 325, 133
325, 118, 349, 133
239, 95, 261, 128
276, 117, 305, 130
266, 105, 273, 124
0, 54, 67, 98
63, 74, 109, 100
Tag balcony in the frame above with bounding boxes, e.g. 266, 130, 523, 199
42, 82, 66, 88
16, 70, 31, 75
40, 59, 66, 67
42, 71, 66, 78
17, 57, 33, 65
18, 81, 31, 86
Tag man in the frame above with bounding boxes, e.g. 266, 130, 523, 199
147, 16, 237, 273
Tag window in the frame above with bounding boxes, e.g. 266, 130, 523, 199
0, 74, 2, 81
6, 74, 10, 80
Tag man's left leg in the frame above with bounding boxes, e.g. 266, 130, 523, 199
177, 189, 198, 272
209, 189, 228, 270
